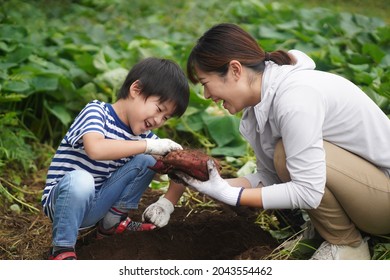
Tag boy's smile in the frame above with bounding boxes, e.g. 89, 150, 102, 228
112, 80, 177, 135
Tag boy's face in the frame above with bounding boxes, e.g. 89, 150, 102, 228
126, 93, 176, 135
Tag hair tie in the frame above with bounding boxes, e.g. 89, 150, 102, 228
264, 52, 271, 61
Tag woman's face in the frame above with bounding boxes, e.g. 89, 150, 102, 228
195, 62, 260, 114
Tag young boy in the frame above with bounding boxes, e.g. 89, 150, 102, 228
42, 57, 189, 260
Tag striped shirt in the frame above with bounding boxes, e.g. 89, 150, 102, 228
42, 100, 157, 216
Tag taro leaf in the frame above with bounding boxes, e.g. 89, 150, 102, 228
74, 53, 96, 74
362, 43, 386, 64
379, 82, 390, 99
88, 24, 107, 44
102, 45, 121, 61
0, 25, 27, 42
31, 76, 59, 92
379, 54, 390, 68
339, 13, 362, 38
2, 79, 30, 92
5, 46, 33, 64
94, 67, 128, 89
376, 26, 390, 44
93, 50, 109, 72
0, 41, 16, 53
200, 114, 247, 156
202, 115, 241, 147
176, 111, 204, 132
127, 38, 175, 59
188, 87, 212, 110
348, 53, 371, 65
328, 45, 346, 65
0, 62, 18, 71
211, 141, 247, 157
43, 100, 72, 126
258, 25, 289, 40
353, 71, 374, 85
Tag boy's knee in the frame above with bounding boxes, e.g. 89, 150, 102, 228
61, 170, 95, 199
133, 154, 157, 170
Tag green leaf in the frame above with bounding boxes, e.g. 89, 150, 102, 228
94, 67, 128, 89
211, 142, 247, 157
339, 13, 362, 37
44, 100, 72, 126
5, 46, 33, 64
328, 45, 346, 65
202, 115, 240, 147
176, 112, 204, 132
0, 24, 27, 42
0, 93, 26, 102
93, 50, 109, 72
362, 43, 386, 64
31, 76, 59, 92
2, 79, 30, 92
0, 41, 17, 52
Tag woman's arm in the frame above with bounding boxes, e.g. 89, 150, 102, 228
239, 187, 264, 208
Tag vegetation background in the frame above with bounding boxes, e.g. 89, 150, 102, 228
0, 0, 389, 259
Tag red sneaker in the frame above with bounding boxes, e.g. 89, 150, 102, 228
96, 217, 156, 239
48, 248, 77, 260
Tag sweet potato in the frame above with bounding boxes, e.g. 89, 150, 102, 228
148, 149, 221, 182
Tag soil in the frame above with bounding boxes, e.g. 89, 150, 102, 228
0, 183, 278, 260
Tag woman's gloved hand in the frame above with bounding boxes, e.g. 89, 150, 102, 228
176, 159, 244, 206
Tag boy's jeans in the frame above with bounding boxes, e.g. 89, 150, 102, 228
48, 154, 156, 248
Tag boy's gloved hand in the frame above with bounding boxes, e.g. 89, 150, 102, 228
142, 197, 174, 228
145, 138, 182, 155
176, 160, 244, 207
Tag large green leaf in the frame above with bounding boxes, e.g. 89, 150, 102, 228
362, 43, 386, 64
30, 75, 59, 92
4, 46, 33, 64
1, 79, 30, 92
43, 100, 72, 126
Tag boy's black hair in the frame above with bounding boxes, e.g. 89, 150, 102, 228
118, 57, 190, 117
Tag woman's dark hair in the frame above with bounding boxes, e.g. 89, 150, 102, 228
118, 57, 189, 117
187, 23, 294, 84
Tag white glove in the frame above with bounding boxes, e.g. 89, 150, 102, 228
144, 138, 182, 155
142, 197, 174, 228
177, 159, 244, 206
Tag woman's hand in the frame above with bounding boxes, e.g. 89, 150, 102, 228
176, 160, 244, 206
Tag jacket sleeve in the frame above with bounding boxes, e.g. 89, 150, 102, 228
262, 86, 327, 209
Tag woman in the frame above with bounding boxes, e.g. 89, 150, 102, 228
180, 23, 390, 260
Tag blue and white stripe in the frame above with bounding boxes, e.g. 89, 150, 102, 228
42, 100, 157, 219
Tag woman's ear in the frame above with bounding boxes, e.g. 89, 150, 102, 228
229, 60, 242, 80
129, 80, 142, 98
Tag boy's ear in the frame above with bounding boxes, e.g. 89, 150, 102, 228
129, 80, 142, 98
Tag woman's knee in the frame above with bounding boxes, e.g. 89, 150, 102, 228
274, 139, 291, 182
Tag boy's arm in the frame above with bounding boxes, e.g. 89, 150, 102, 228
83, 132, 181, 160
83, 132, 146, 160
162, 180, 186, 205
142, 180, 186, 228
